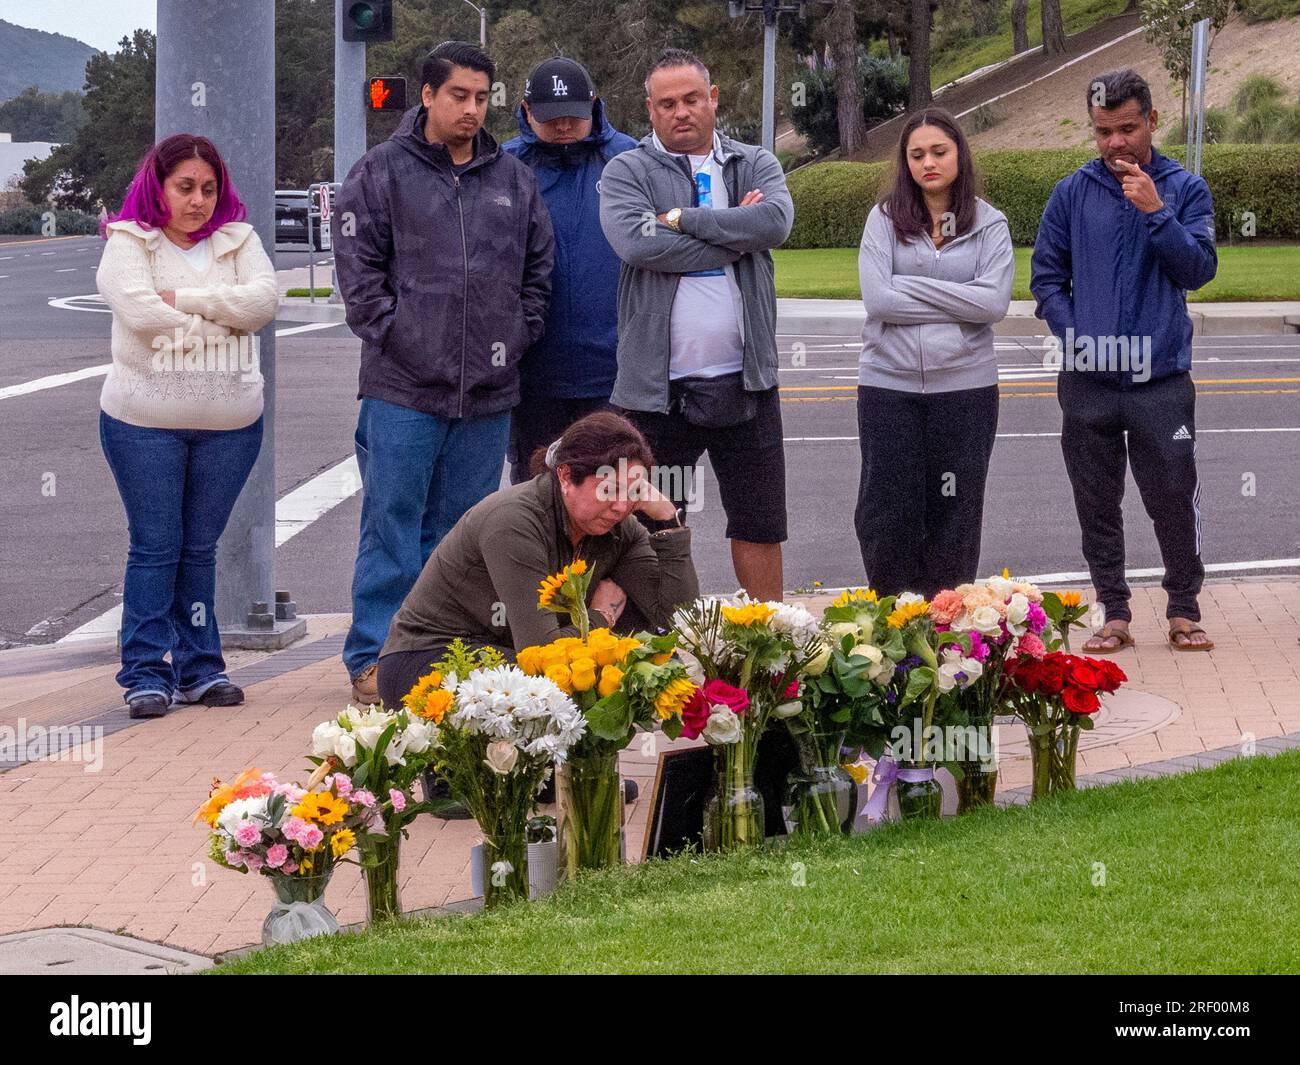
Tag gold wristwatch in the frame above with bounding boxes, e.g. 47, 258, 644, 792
664, 207, 683, 231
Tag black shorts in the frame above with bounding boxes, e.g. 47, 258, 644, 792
624, 386, 787, 545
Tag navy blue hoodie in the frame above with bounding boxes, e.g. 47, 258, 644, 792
504, 99, 637, 399
1031, 149, 1217, 386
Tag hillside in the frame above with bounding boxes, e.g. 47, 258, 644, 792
0, 19, 98, 102
966, 15, 1300, 151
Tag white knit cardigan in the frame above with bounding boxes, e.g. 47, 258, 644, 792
95, 219, 278, 430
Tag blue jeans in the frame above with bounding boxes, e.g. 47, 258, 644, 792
99, 411, 263, 702
343, 398, 510, 678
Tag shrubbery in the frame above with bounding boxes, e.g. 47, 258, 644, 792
785, 143, 1300, 247
0, 204, 100, 236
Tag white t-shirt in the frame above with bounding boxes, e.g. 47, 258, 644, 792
654, 132, 746, 381
171, 237, 212, 274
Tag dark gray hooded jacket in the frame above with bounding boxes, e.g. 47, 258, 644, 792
334, 105, 555, 420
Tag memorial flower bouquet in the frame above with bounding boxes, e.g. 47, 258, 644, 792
927, 571, 1058, 808
194, 768, 375, 943
427, 641, 587, 907
1004, 651, 1127, 798
518, 627, 696, 874
308, 702, 438, 922
671, 594, 821, 850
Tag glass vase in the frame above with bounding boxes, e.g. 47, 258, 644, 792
703, 737, 764, 852
482, 832, 529, 909
1029, 722, 1080, 799
362, 835, 402, 925
261, 869, 339, 946
783, 728, 857, 838
557, 748, 624, 877
895, 764, 942, 821
955, 760, 998, 813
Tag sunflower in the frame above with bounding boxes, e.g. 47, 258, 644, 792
886, 600, 931, 629
721, 603, 775, 627
654, 677, 696, 720
291, 792, 349, 827
537, 561, 588, 609
831, 588, 878, 609
1058, 591, 1082, 608
330, 828, 356, 859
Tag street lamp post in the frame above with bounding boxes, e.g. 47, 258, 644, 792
726, 1, 820, 154
457, 0, 488, 49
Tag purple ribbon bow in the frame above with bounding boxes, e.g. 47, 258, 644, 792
861, 754, 936, 824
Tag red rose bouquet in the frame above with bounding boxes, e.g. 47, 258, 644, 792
1004, 651, 1127, 797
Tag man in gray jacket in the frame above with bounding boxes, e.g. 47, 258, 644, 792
599, 48, 794, 602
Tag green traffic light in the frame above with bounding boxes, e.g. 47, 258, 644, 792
348, 2, 377, 28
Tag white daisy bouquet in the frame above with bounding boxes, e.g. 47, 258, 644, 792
430, 642, 587, 907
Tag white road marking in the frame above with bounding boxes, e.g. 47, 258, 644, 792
58, 455, 364, 644
54, 268, 76, 273
783, 427, 1300, 442
0, 364, 110, 400
4, 322, 351, 400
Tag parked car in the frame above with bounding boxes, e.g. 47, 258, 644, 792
275, 189, 327, 250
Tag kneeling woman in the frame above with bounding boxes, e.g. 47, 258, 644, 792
376, 411, 699, 709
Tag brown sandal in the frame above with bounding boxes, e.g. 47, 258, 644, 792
1082, 624, 1135, 654
1169, 622, 1214, 652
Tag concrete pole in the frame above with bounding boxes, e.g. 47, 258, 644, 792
335, 0, 368, 184
762, 2, 778, 154
156, 1, 302, 647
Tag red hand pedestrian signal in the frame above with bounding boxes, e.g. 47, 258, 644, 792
366, 77, 406, 112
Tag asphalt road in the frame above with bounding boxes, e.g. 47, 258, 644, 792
2, 234, 1298, 647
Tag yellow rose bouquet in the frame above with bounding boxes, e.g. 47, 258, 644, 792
518, 622, 696, 875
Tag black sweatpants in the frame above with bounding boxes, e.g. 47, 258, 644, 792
508, 394, 613, 485
1058, 370, 1204, 623
855, 384, 1000, 599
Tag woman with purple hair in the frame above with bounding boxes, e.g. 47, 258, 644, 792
95, 133, 277, 719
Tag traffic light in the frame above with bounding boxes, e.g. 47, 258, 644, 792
367, 77, 407, 112
342, 1, 393, 42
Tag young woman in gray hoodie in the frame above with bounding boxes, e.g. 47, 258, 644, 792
855, 107, 1014, 597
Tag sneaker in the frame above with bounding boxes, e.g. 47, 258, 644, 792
127, 693, 170, 719
350, 663, 379, 705
197, 682, 244, 707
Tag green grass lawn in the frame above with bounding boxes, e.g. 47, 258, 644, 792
215, 750, 1300, 975
773, 244, 1300, 302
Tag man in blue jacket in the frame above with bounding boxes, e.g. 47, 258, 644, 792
503, 58, 637, 483
1032, 67, 1217, 654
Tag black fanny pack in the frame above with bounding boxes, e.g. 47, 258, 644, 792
670, 371, 758, 429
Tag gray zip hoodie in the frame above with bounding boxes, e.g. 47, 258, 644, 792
858, 198, 1014, 393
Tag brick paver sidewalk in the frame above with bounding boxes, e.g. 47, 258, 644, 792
2, 580, 1298, 958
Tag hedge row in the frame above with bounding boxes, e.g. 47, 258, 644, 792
785, 144, 1300, 247
0, 205, 99, 236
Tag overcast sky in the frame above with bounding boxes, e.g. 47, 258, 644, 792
0, 0, 156, 53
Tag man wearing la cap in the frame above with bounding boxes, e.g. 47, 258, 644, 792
504, 58, 637, 483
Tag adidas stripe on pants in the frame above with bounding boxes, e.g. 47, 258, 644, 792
1058, 369, 1205, 623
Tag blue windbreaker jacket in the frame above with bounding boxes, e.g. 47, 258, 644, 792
504, 99, 637, 399
1030, 148, 1217, 386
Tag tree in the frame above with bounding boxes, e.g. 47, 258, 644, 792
970, 0, 1001, 36
0, 87, 87, 143
908, 0, 935, 111
827, 0, 869, 154
1139, 0, 1238, 128
20, 30, 155, 212
1012, 0, 1030, 53
789, 53, 908, 154
1041, 0, 1068, 55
